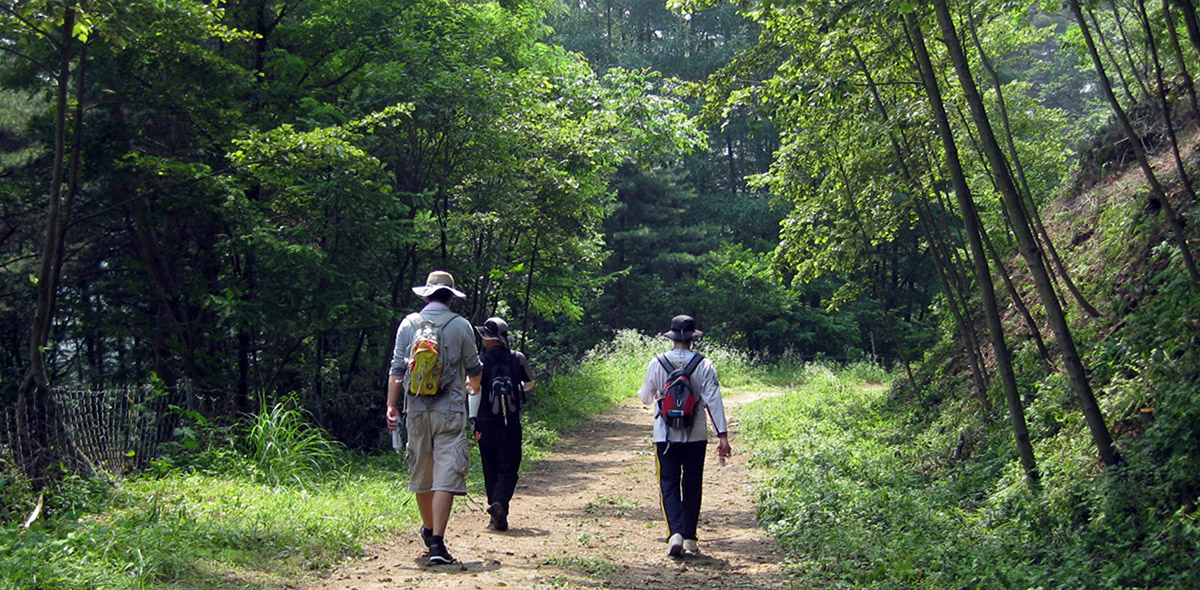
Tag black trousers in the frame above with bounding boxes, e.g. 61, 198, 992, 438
477, 418, 522, 510
655, 440, 706, 540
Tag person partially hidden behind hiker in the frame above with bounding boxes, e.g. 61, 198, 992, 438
637, 314, 731, 557
469, 316, 535, 532
386, 270, 482, 565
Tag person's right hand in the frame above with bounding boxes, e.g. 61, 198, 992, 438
386, 405, 400, 433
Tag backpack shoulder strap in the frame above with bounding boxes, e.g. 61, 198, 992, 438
681, 353, 704, 377
490, 346, 513, 371
423, 312, 458, 344
655, 353, 675, 375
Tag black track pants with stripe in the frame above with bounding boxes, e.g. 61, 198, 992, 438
655, 440, 706, 539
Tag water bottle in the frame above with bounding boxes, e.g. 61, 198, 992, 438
391, 425, 405, 455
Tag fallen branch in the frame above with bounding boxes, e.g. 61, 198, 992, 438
22, 493, 44, 530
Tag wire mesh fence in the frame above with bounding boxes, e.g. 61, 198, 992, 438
0, 386, 200, 481
56, 386, 179, 475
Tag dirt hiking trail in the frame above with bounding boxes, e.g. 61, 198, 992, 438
305, 390, 788, 590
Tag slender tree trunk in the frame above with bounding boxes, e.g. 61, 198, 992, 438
1162, 0, 1200, 122
1136, 0, 1200, 203
1111, 0, 1155, 101
1171, 0, 1200, 59
982, 220, 1056, 370
938, 0, 1121, 468
915, 194, 992, 407
1089, 6, 1141, 105
726, 135, 738, 194
1070, 0, 1200, 285
832, 156, 919, 389
965, 10, 1102, 318
906, 10, 1039, 486
519, 230, 540, 351
850, 42, 983, 403
948, 102, 1060, 367
17, 9, 76, 488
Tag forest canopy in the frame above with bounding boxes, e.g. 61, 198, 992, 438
3, 0, 1200, 587
3, 0, 1199, 512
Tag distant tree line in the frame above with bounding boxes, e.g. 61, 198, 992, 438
1, 0, 706, 485
8, 0, 1198, 491
673, 0, 1200, 483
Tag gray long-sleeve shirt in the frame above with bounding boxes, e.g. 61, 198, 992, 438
389, 302, 482, 413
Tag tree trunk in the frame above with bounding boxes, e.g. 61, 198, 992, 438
939, 0, 1121, 468
17, 8, 76, 488
1162, 0, 1200, 122
965, 9, 1102, 319
914, 195, 992, 407
945, 101, 1059, 368
850, 41, 985, 403
1111, 0, 1154, 102
906, 10, 1039, 486
1069, 0, 1200, 285
1135, 0, 1200, 203
832, 156, 919, 390
519, 230, 540, 351
1171, 0, 1200, 60
980, 218, 1055, 370
1088, 6, 1141, 105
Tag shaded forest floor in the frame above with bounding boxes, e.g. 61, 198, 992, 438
302, 389, 788, 590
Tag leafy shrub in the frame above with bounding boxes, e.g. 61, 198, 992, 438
243, 394, 345, 487
0, 467, 32, 524
840, 359, 892, 384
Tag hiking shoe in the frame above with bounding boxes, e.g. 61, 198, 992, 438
667, 533, 684, 557
683, 538, 699, 554
419, 526, 433, 549
427, 541, 455, 565
487, 502, 509, 531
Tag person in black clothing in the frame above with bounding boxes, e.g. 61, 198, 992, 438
470, 317, 535, 531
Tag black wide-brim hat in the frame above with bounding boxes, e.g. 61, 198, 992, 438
662, 314, 703, 341
475, 316, 511, 345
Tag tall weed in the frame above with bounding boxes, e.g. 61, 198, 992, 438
244, 394, 344, 487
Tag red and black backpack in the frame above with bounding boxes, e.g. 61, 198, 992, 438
656, 353, 705, 432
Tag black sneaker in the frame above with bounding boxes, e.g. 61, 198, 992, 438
419, 526, 433, 549
427, 541, 455, 565
487, 502, 508, 531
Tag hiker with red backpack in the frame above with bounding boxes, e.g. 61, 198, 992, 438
469, 316, 535, 532
386, 270, 483, 565
637, 315, 731, 557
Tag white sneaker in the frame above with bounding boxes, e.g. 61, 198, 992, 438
667, 533, 684, 557
683, 539, 699, 553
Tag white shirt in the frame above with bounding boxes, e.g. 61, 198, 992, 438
637, 349, 728, 443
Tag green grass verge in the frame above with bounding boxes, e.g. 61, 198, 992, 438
2, 329, 764, 589
743, 358, 1200, 589
0, 455, 413, 589
742, 365, 983, 589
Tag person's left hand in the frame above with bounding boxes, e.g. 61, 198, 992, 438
717, 433, 731, 461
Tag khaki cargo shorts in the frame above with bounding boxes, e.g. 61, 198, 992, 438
405, 410, 469, 494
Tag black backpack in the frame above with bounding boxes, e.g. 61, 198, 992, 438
485, 348, 524, 425
656, 353, 704, 433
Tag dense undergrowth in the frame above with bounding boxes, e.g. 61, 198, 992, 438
743, 164, 1200, 588
6, 285, 1196, 589
0, 330, 786, 589
745, 327, 1199, 589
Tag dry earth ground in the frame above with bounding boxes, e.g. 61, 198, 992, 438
303, 389, 788, 590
